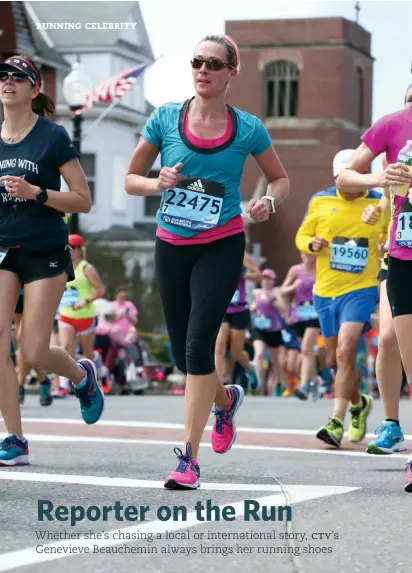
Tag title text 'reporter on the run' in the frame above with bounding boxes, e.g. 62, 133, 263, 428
38, 500, 292, 526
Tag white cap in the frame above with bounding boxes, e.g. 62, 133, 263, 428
333, 149, 355, 178
94, 298, 116, 318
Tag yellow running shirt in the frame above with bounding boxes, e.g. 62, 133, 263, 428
59, 260, 96, 319
295, 187, 388, 298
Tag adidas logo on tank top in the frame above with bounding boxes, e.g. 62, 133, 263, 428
187, 180, 205, 192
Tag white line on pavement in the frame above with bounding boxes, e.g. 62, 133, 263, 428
0, 487, 358, 572
10, 434, 409, 459
0, 471, 359, 493
11, 418, 412, 441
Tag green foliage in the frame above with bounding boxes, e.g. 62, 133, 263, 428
83, 236, 166, 333
144, 337, 170, 364
138, 272, 164, 333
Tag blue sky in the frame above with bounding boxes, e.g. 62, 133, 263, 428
140, 0, 412, 123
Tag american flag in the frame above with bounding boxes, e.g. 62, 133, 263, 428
72, 63, 150, 116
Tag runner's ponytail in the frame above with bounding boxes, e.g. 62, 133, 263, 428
23, 57, 56, 117
31, 92, 55, 117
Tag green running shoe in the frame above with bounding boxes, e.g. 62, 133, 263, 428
348, 394, 373, 443
316, 417, 343, 448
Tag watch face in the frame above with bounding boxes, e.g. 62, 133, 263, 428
37, 189, 46, 203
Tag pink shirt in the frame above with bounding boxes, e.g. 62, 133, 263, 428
112, 300, 138, 336
361, 107, 412, 260
156, 109, 244, 246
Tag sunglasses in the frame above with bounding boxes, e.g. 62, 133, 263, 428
0, 71, 34, 84
191, 58, 233, 71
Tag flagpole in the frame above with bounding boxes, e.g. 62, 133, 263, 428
81, 56, 162, 142
81, 98, 119, 140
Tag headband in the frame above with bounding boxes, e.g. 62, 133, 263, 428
223, 35, 240, 70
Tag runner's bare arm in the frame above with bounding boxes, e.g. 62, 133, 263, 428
274, 287, 290, 320
379, 157, 390, 214
280, 265, 301, 295
250, 289, 258, 312
338, 143, 411, 191
243, 252, 261, 282
72, 264, 105, 310
125, 138, 162, 196
253, 147, 290, 205
83, 264, 106, 302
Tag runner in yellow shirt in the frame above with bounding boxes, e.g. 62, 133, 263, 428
295, 149, 388, 448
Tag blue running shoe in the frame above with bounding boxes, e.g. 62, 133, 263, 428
0, 435, 29, 466
366, 421, 407, 455
73, 359, 104, 425
39, 379, 53, 407
246, 363, 261, 392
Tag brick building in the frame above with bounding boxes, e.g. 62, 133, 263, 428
225, 17, 374, 280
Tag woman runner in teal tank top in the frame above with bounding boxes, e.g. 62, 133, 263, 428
125, 34, 290, 489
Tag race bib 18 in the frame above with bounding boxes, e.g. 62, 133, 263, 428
160, 177, 225, 231
396, 200, 412, 248
330, 237, 368, 274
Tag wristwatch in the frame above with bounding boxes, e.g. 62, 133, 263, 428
35, 187, 48, 204
308, 241, 315, 252
262, 195, 276, 213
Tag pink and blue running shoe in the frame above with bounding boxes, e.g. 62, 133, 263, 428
212, 384, 244, 454
164, 444, 200, 490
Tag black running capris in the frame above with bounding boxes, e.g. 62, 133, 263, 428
155, 232, 245, 375
387, 255, 412, 317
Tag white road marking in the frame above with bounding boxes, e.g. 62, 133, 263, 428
6, 433, 409, 459
0, 470, 360, 493
0, 487, 358, 572
8, 417, 412, 441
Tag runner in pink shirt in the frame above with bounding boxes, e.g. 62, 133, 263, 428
113, 285, 138, 338
336, 97, 412, 493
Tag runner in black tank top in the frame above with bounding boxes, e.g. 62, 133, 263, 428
0, 55, 104, 466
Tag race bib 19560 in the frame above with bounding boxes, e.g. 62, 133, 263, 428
330, 237, 369, 274
160, 177, 224, 231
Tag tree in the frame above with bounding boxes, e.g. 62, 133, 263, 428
139, 272, 165, 332
83, 236, 165, 332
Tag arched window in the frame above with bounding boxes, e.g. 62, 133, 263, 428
264, 61, 299, 118
354, 66, 364, 128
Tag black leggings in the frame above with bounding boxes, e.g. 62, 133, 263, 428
155, 232, 245, 375
387, 255, 412, 317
